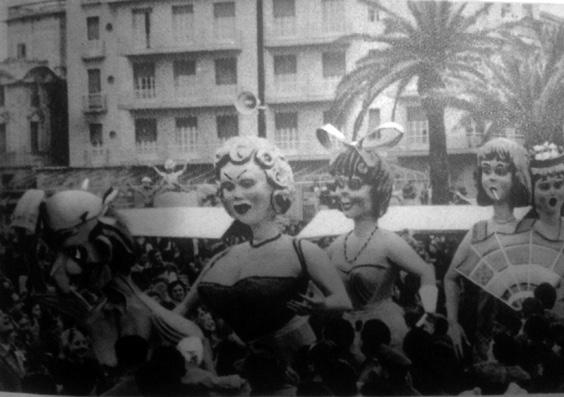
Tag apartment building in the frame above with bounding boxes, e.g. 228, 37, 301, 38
0, 0, 67, 194
0, 0, 544, 216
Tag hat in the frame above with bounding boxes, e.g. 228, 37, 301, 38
44, 190, 103, 232
530, 142, 564, 177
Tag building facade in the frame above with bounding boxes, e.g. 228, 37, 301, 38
0, 0, 545, 219
0, 0, 67, 197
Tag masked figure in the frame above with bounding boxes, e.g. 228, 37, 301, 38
444, 138, 532, 360
176, 137, 350, 391
14, 188, 202, 367
320, 123, 437, 361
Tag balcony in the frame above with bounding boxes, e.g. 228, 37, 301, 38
82, 93, 107, 113
82, 40, 105, 60
119, 83, 236, 110
121, 31, 242, 58
266, 77, 340, 104
0, 151, 57, 167
265, 12, 353, 48
7, 0, 65, 21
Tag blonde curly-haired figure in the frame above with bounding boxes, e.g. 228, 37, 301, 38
176, 136, 350, 392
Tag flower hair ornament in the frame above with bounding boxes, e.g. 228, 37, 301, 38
214, 136, 295, 214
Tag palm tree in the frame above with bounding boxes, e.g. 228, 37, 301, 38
434, 21, 564, 148
329, 1, 501, 204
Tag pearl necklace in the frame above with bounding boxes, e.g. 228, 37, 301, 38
344, 224, 379, 264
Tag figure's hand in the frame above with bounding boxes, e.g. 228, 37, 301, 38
287, 293, 326, 315
448, 320, 469, 359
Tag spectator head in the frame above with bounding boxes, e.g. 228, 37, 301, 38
360, 319, 391, 358
61, 327, 90, 360
523, 314, 550, 343
176, 336, 204, 366
0, 309, 14, 336
167, 280, 187, 303
115, 335, 149, 369
534, 282, 557, 310
136, 346, 185, 395
521, 297, 544, 319
323, 318, 354, 351
492, 333, 521, 365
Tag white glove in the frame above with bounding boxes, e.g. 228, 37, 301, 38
418, 284, 438, 313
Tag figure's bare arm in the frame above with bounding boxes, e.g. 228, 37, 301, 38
444, 230, 472, 358
287, 240, 351, 314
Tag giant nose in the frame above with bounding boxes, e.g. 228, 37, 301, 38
50, 253, 72, 293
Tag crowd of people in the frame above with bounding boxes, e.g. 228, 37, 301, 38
2, 224, 563, 395
1, 130, 564, 396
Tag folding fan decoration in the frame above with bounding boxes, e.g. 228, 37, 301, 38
456, 227, 564, 310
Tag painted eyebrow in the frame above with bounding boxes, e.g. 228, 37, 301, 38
222, 169, 249, 181
222, 172, 234, 181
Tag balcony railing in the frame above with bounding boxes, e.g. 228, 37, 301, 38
82, 40, 105, 60
268, 77, 340, 102
134, 78, 157, 99
7, 0, 65, 20
0, 151, 57, 167
82, 93, 107, 113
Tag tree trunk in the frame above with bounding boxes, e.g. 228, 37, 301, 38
423, 104, 450, 204
419, 71, 450, 205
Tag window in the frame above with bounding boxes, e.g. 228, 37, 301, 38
275, 112, 297, 130
214, 2, 235, 18
273, 0, 295, 17
132, 8, 152, 48
88, 69, 102, 94
274, 55, 297, 76
368, 108, 381, 132
321, 0, 345, 32
213, 2, 235, 39
135, 118, 157, 143
174, 60, 196, 86
89, 123, 103, 146
175, 117, 198, 147
0, 86, 4, 107
30, 85, 40, 107
501, 4, 512, 18
323, 110, 332, 124
172, 5, 194, 42
0, 124, 5, 153
87, 16, 100, 41
275, 112, 298, 150
322, 51, 346, 78
216, 115, 238, 140
368, 7, 380, 22
134, 63, 156, 98
215, 58, 237, 85
406, 106, 428, 144
174, 60, 195, 96
30, 122, 39, 154
17, 44, 26, 59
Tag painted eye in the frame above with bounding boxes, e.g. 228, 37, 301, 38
539, 182, 550, 191
348, 178, 363, 191
554, 181, 563, 190
356, 162, 368, 175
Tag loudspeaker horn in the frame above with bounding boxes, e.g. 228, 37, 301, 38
234, 91, 260, 115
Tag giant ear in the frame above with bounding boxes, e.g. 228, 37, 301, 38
272, 189, 292, 214
101, 187, 119, 215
